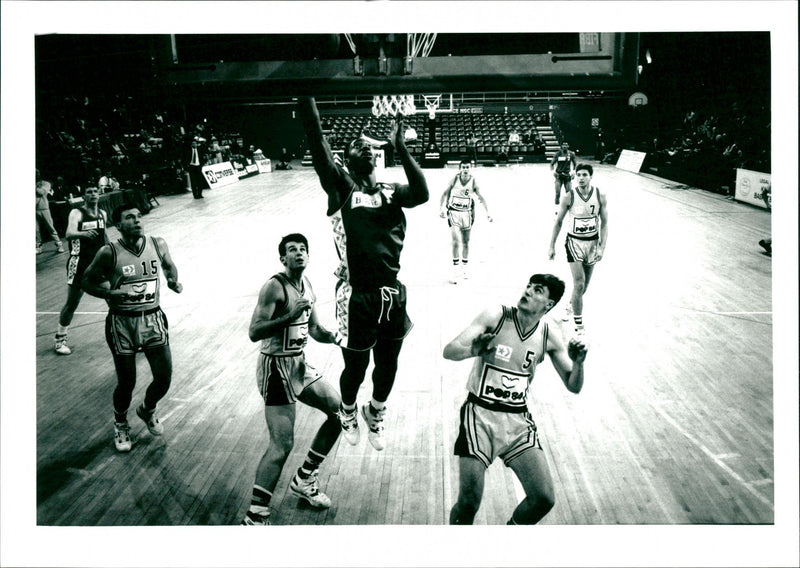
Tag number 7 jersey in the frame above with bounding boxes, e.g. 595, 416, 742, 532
466, 306, 550, 410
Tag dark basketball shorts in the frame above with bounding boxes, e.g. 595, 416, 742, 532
256, 352, 322, 406
454, 399, 542, 468
334, 279, 413, 351
105, 307, 169, 356
66, 255, 91, 286
565, 235, 599, 265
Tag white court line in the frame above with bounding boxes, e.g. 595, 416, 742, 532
650, 403, 774, 510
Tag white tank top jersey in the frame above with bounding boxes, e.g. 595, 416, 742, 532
466, 306, 550, 410
567, 185, 602, 239
108, 236, 164, 311
447, 175, 476, 211
260, 273, 315, 356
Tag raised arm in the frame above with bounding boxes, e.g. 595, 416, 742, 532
546, 328, 587, 393
443, 306, 503, 361
154, 236, 182, 293
296, 97, 347, 196
391, 117, 429, 208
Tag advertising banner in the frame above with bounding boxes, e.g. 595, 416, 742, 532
616, 149, 647, 173
201, 161, 239, 189
734, 168, 770, 209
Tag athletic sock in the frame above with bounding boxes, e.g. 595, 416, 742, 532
114, 408, 128, 424
369, 398, 386, 413
461, 258, 468, 266
573, 315, 583, 328
298, 448, 326, 479
57, 324, 69, 336
452, 258, 460, 266
341, 402, 357, 414
250, 484, 272, 508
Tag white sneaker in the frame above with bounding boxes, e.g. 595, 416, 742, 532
114, 421, 132, 452
361, 404, 387, 451
54, 334, 72, 355
574, 325, 586, 338
56, 243, 65, 253
136, 403, 164, 436
562, 303, 573, 322
461, 264, 469, 280
337, 406, 360, 445
241, 505, 271, 525
36, 245, 42, 254
290, 470, 332, 509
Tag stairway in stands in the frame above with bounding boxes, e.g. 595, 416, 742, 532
538, 125, 560, 159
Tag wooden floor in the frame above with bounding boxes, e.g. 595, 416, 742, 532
34, 161, 775, 527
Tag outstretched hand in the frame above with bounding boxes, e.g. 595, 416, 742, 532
567, 337, 588, 363
390, 115, 405, 148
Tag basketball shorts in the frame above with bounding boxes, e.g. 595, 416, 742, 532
256, 352, 322, 406
105, 307, 169, 356
447, 207, 475, 230
335, 279, 413, 351
454, 398, 541, 468
66, 255, 91, 286
565, 235, 599, 265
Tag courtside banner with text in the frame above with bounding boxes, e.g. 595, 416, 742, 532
615, 149, 647, 173
202, 161, 239, 189
734, 168, 771, 209
255, 156, 272, 173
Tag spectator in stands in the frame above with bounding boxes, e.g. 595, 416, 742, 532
209, 138, 223, 164
50, 176, 72, 202
508, 129, 521, 146
595, 129, 606, 160
36, 179, 65, 254
496, 145, 509, 165
466, 132, 478, 165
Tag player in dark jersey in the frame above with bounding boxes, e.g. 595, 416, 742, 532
81, 203, 182, 452
54, 185, 108, 355
443, 274, 588, 524
298, 96, 429, 452
241, 234, 342, 526
549, 141, 577, 205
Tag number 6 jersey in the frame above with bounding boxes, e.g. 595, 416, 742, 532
466, 306, 550, 411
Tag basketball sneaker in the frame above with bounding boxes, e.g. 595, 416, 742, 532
136, 403, 164, 436
450, 265, 460, 284
290, 470, 332, 509
54, 334, 72, 355
337, 405, 360, 445
114, 421, 132, 452
56, 243, 65, 253
574, 325, 586, 338
36, 245, 42, 254
461, 264, 469, 280
361, 404, 387, 451
562, 303, 573, 322
240, 505, 271, 525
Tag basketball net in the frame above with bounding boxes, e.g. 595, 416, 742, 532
422, 94, 441, 120
371, 94, 417, 117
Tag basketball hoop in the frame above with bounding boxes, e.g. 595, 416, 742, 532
423, 94, 441, 120
372, 94, 417, 117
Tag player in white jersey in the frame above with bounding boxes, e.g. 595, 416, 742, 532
548, 163, 609, 335
443, 274, 587, 524
439, 160, 492, 283
241, 234, 342, 525
81, 203, 182, 453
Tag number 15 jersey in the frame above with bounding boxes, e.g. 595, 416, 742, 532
466, 306, 550, 411
260, 273, 315, 356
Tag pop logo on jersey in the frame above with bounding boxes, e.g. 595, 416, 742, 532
122, 264, 136, 277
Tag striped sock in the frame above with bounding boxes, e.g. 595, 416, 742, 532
251, 484, 272, 508
298, 449, 326, 479
452, 258, 460, 266
573, 315, 583, 328
370, 398, 386, 412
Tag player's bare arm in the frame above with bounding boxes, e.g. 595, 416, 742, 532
308, 304, 337, 345
248, 279, 309, 342
546, 330, 586, 393
439, 178, 457, 216
65, 208, 98, 240
80, 245, 128, 302
473, 184, 492, 221
548, 198, 570, 258
296, 97, 348, 198
391, 116, 429, 208
155, 237, 182, 293
443, 306, 503, 361
596, 190, 609, 261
